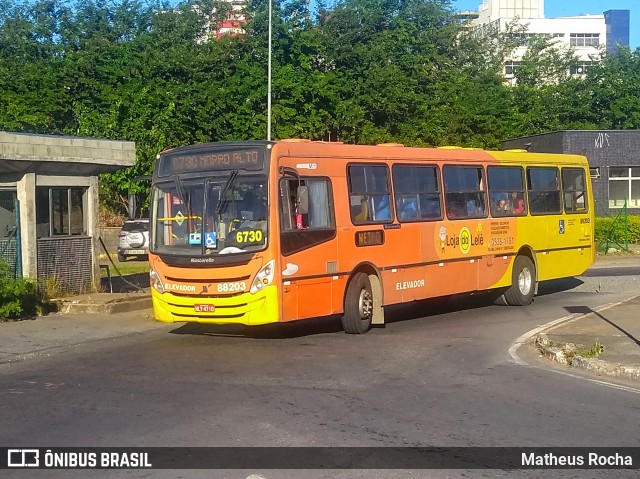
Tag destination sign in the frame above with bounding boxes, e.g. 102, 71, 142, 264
355, 230, 384, 247
158, 148, 265, 176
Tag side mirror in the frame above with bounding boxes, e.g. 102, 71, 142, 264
128, 193, 137, 219
296, 185, 309, 215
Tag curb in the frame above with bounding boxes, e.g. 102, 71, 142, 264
571, 356, 640, 381
535, 333, 640, 382
55, 296, 152, 315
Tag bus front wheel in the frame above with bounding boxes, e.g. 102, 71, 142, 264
502, 255, 536, 306
342, 272, 374, 334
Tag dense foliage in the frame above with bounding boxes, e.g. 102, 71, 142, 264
595, 215, 640, 248
1, 0, 639, 213
0, 261, 40, 320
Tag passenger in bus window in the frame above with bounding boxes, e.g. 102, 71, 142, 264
374, 195, 391, 221
422, 197, 441, 218
448, 199, 466, 218
354, 195, 370, 222
509, 192, 525, 214
399, 197, 418, 220
466, 197, 482, 216
496, 198, 510, 213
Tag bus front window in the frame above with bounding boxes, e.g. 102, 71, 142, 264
151, 175, 268, 256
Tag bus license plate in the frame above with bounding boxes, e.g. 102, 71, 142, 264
194, 304, 215, 313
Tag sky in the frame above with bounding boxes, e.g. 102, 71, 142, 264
453, 0, 638, 49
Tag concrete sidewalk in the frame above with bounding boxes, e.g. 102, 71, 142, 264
0, 309, 168, 366
534, 296, 640, 382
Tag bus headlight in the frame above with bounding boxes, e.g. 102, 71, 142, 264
250, 259, 275, 294
150, 268, 165, 294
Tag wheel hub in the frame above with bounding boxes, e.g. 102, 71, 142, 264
358, 289, 373, 320
518, 267, 532, 295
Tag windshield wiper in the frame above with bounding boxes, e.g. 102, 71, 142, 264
216, 170, 239, 215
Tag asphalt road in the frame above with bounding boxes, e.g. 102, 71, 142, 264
1, 266, 639, 479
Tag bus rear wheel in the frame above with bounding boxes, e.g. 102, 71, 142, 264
342, 272, 374, 334
502, 255, 536, 306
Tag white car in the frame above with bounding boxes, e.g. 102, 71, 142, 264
117, 219, 149, 262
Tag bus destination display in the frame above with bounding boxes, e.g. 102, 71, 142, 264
158, 148, 264, 176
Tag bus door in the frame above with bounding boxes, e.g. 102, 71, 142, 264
278, 166, 339, 321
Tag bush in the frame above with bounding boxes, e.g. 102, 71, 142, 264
594, 215, 640, 246
0, 261, 42, 321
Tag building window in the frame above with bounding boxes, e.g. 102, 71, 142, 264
608, 167, 640, 208
0, 190, 17, 240
443, 165, 486, 219
570, 62, 596, 75
36, 187, 86, 238
505, 61, 522, 75
392, 165, 442, 222
590, 167, 601, 179
570, 33, 600, 47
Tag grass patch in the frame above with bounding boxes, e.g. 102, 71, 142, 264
564, 340, 605, 365
100, 255, 149, 277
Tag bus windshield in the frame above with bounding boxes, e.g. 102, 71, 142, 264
151, 173, 268, 256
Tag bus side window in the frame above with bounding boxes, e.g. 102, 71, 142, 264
348, 164, 393, 224
443, 165, 486, 220
562, 167, 588, 213
527, 167, 561, 215
487, 166, 527, 217
392, 164, 442, 222
280, 177, 336, 256
280, 178, 334, 231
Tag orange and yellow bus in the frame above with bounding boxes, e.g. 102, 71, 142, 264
148, 140, 594, 333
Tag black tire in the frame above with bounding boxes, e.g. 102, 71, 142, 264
502, 255, 536, 306
341, 272, 374, 334
117, 252, 126, 263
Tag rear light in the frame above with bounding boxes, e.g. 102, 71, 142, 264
119, 232, 127, 238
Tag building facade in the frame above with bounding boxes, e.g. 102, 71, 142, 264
460, 0, 630, 79
501, 130, 640, 216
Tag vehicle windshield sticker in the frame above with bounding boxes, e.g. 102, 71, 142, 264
189, 233, 201, 245
205, 232, 217, 248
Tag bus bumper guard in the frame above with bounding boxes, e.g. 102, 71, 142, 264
151, 285, 279, 326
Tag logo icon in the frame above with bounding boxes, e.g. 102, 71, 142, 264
559, 219, 565, 234
205, 232, 217, 248
8, 449, 39, 467
459, 227, 471, 254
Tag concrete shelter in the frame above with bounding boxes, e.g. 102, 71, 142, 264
0, 131, 135, 293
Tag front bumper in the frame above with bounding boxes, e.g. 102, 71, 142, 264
151, 285, 279, 326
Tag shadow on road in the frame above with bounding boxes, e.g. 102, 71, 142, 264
536, 277, 584, 296
170, 316, 344, 339
101, 272, 149, 293
167, 277, 587, 339
169, 293, 500, 339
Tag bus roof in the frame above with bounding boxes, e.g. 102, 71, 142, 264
271, 140, 588, 166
